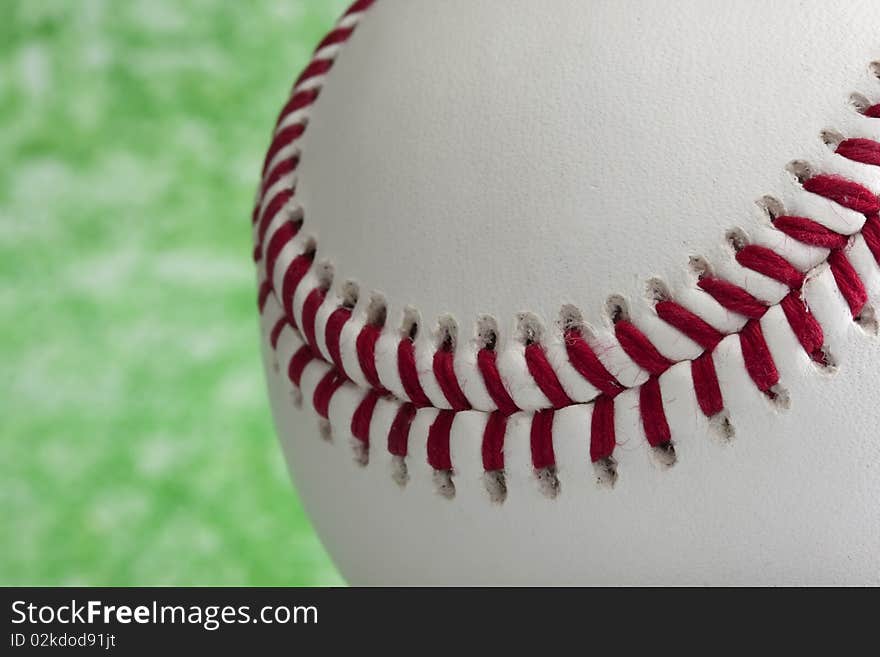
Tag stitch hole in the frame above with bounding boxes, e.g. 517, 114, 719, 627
391, 456, 409, 487
483, 470, 507, 504
849, 92, 873, 114
290, 387, 303, 409
340, 280, 359, 309
366, 294, 387, 327
317, 418, 333, 441
869, 61, 880, 80
813, 346, 838, 373
534, 466, 560, 499
315, 260, 334, 290
558, 304, 584, 334
605, 295, 630, 324
855, 304, 879, 335
725, 227, 749, 253
476, 315, 499, 351
765, 385, 791, 410
646, 277, 671, 303
436, 314, 458, 350
709, 411, 735, 442
785, 160, 814, 184
652, 441, 677, 468
820, 129, 845, 150
516, 312, 544, 345
401, 307, 420, 341
351, 439, 369, 467
688, 255, 714, 279
432, 470, 455, 499
593, 457, 618, 488
757, 195, 786, 221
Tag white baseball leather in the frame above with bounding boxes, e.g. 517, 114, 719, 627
261, 0, 880, 584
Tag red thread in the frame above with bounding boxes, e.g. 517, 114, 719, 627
530, 409, 556, 470
476, 349, 520, 416
269, 317, 287, 349
294, 59, 333, 89
481, 412, 507, 471
640, 376, 671, 447
590, 395, 616, 462
281, 252, 313, 323
779, 292, 825, 363
313, 370, 345, 419
735, 244, 805, 289
258, 189, 295, 247
427, 410, 455, 471
262, 123, 305, 176
862, 214, 880, 264
803, 174, 880, 215
691, 352, 724, 417
836, 138, 880, 167
274, 89, 319, 128
300, 287, 326, 354
387, 403, 417, 457
739, 319, 779, 393
524, 343, 573, 409
866, 104, 880, 119
262, 155, 298, 196
397, 339, 432, 407
257, 280, 272, 312
264, 220, 300, 280
288, 345, 314, 387
314, 27, 355, 52
698, 277, 767, 319
432, 348, 471, 411
324, 306, 351, 378
355, 323, 385, 391
351, 389, 381, 446
344, 0, 376, 15
828, 249, 868, 318
614, 320, 673, 376
772, 215, 848, 250
655, 300, 724, 351
564, 329, 623, 397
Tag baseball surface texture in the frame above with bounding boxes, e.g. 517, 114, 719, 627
254, 0, 880, 584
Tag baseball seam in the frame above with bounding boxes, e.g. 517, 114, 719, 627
254, 0, 880, 501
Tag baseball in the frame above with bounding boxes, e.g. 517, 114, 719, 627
254, 0, 880, 584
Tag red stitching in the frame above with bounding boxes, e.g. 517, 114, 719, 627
355, 323, 386, 392
640, 376, 671, 448
288, 345, 314, 388
615, 320, 673, 377
427, 410, 455, 471
313, 370, 345, 419
564, 329, 624, 397
828, 249, 868, 318
524, 343, 573, 409
739, 319, 779, 394
589, 395, 616, 462
476, 348, 519, 416
255, 0, 880, 491
481, 412, 507, 472
655, 301, 725, 351
691, 352, 724, 418
351, 389, 381, 447
388, 402, 416, 457
397, 338, 432, 408
432, 347, 471, 411
530, 409, 556, 470
325, 306, 352, 378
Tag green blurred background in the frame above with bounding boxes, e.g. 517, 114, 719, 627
1, 0, 347, 585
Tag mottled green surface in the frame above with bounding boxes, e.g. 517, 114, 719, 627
1, 0, 346, 585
